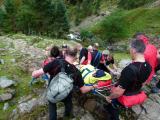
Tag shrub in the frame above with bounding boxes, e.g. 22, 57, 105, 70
92, 10, 128, 44
118, 0, 152, 10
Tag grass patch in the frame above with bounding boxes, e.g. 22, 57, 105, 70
88, 7, 160, 43
18, 105, 48, 120
114, 52, 130, 62
0, 42, 5, 48
0, 41, 39, 120
11, 33, 78, 49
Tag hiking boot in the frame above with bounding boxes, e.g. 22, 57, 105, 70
151, 87, 160, 93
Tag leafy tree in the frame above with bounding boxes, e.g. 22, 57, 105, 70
16, 4, 36, 34
47, 0, 70, 38
0, 8, 6, 29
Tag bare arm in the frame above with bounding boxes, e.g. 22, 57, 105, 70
113, 64, 118, 70
80, 56, 86, 64
106, 86, 125, 102
80, 84, 97, 93
32, 68, 44, 78
106, 65, 114, 73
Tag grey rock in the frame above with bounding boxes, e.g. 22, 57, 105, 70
6, 88, 16, 95
18, 93, 47, 114
80, 112, 95, 120
18, 95, 32, 104
132, 95, 160, 120
0, 59, 4, 64
18, 98, 38, 113
3, 102, 9, 111
10, 59, 16, 63
10, 109, 19, 120
0, 76, 15, 88
0, 93, 13, 102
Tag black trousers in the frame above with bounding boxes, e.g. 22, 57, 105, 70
104, 99, 123, 120
48, 93, 73, 120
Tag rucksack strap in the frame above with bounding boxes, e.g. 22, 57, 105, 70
59, 60, 65, 72
59, 59, 75, 78
93, 52, 102, 67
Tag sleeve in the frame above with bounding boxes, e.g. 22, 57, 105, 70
101, 54, 105, 62
43, 60, 57, 73
73, 70, 84, 88
117, 66, 135, 90
111, 58, 114, 64
79, 49, 85, 60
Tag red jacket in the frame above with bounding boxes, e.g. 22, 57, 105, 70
138, 35, 158, 83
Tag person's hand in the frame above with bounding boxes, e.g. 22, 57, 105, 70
32, 71, 40, 78
106, 96, 112, 103
93, 84, 98, 89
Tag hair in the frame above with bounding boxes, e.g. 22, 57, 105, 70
130, 39, 146, 53
93, 43, 99, 49
62, 44, 68, 49
133, 32, 145, 38
66, 46, 77, 57
88, 45, 93, 50
50, 46, 60, 58
75, 43, 82, 51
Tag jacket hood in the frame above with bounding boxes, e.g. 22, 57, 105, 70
137, 35, 149, 44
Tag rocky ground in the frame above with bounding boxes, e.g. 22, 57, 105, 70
0, 34, 160, 120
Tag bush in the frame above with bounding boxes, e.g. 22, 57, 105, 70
80, 29, 95, 42
118, 0, 152, 10
91, 10, 128, 44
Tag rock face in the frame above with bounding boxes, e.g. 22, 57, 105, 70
0, 93, 13, 102
0, 76, 15, 88
3, 102, 9, 111
17, 93, 47, 114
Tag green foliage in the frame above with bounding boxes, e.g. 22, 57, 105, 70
0, 0, 70, 38
0, 8, 6, 30
118, 0, 153, 10
16, 4, 36, 34
80, 29, 94, 41
88, 8, 160, 44
48, 0, 70, 38
90, 10, 128, 44
3, 0, 18, 32
125, 8, 160, 35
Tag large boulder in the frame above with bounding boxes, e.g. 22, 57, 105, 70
0, 93, 13, 102
0, 76, 16, 88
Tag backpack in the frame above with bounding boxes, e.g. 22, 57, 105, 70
46, 60, 73, 103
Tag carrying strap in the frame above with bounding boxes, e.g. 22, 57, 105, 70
93, 52, 102, 67
59, 59, 75, 78
59, 59, 65, 72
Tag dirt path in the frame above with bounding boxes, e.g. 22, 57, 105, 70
70, 11, 110, 31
